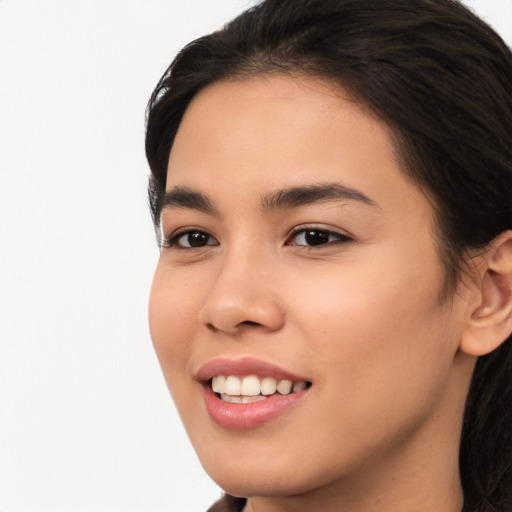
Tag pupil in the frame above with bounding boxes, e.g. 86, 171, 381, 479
188, 232, 208, 247
305, 230, 329, 246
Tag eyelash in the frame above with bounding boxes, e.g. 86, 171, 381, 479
286, 227, 354, 247
161, 227, 353, 250
161, 229, 218, 249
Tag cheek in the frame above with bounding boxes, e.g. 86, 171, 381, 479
148, 263, 200, 396
274, 268, 457, 475
286, 250, 455, 414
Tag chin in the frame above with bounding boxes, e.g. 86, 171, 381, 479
199, 448, 336, 500
212, 472, 312, 500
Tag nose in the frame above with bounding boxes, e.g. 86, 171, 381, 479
199, 251, 285, 336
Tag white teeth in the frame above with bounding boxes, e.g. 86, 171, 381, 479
241, 375, 261, 396
212, 374, 309, 401
220, 394, 268, 404
241, 395, 267, 404
212, 375, 226, 394
292, 381, 307, 392
261, 377, 277, 395
220, 394, 242, 403
277, 379, 293, 395
225, 376, 241, 395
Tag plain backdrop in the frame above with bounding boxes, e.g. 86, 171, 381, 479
0, 1, 511, 511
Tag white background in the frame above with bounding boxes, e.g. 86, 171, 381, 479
0, 1, 511, 511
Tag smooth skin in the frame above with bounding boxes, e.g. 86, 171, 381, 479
149, 74, 512, 512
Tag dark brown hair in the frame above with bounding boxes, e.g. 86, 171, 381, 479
145, 1, 512, 510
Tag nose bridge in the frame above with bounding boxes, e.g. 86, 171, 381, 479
200, 241, 284, 334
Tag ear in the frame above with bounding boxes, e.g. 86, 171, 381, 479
460, 231, 512, 357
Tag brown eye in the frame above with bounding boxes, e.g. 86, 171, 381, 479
183, 232, 210, 247
303, 230, 330, 246
289, 229, 352, 247
165, 230, 218, 249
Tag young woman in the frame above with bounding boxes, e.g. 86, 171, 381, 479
145, 1, 512, 511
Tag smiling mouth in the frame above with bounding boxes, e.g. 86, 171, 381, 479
211, 375, 312, 403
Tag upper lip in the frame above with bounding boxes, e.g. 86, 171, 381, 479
196, 356, 310, 383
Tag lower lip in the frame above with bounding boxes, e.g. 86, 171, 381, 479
202, 385, 308, 429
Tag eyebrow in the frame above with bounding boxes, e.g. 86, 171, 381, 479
159, 182, 378, 217
260, 183, 379, 211
159, 186, 219, 215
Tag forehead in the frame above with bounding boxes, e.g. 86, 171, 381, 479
165, 74, 426, 218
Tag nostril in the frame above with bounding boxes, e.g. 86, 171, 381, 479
206, 322, 218, 332
206, 319, 262, 334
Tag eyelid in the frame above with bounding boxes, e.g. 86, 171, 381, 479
159, 224, 353, 249
285, 225, 354, 247
161, 227, 219, 249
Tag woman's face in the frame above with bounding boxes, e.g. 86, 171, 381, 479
149, 75, 472, 500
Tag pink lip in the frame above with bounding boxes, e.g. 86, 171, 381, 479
197, 357, 311, 430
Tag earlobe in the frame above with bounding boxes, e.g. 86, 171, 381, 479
460, 231, 512, 357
